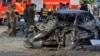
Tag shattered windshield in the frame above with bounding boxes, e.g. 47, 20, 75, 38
56, 13, 76, 23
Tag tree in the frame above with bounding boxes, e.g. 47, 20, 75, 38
82, 0, 95, 4
88, 0, 95, 4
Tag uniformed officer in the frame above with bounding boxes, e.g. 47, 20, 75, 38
39, 4, 48, 22
25, 3, 36, 37
5, 4, 16, 37
80, 3, 88, 11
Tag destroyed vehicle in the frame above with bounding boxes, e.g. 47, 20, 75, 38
24, 9, 99, 49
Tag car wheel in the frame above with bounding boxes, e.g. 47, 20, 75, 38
93, 27, 99, 39
64, 31, 76, 49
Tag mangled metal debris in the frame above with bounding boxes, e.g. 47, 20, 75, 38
24, 10, 100, 49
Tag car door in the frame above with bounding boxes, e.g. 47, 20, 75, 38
75, 13, 90, 39
76, 13, 85, 27
83, 12, 96, 30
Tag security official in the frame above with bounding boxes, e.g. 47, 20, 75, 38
5, 4, 16, 37
39, 4, 48, 22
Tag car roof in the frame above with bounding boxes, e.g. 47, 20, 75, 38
55, 9, 88, 14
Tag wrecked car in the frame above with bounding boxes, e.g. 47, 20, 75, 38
24, 10, 99, 49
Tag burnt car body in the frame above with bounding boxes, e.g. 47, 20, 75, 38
24, 9, 99, 49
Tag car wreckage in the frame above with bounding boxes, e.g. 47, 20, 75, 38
24, 10, 100, 49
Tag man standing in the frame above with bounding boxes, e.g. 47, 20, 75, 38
65, 3, 70, 9
80, 3, 88, 11
39, 4, 48, 22
51, 4, 57, 14
25, 3, 36, 37
5, 4, 16, 37
58, 3, 66, 10
23, 4, 29, 28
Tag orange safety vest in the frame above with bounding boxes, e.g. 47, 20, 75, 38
41, 8, 48, 17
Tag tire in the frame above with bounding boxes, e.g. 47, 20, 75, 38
64, 32, 76, 49
93, 27, 99, 39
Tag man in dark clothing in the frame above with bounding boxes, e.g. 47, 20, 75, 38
58, 3, 66, 10
25, 3, 36, 37
23, 4, 29, 28
28, 4, 36, 26
80, 4, 88, 11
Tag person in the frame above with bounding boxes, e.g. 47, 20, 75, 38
52, 4, 57, 14
5, 4, 16, 37
23, 4, 29, 28
58, 3, 66, 10
65, 3, 70, 9
80, 3, 88, 11
39, 4, 48, 22
53, 4, 57, 11
25, 3, 36, 37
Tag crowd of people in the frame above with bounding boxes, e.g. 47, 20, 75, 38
2, 2, 90, 38
1, 3, 37, 37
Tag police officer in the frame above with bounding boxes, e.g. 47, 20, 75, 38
5, 4, 16, 37
39, 4, 48, 22
25, 3, 36, 37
